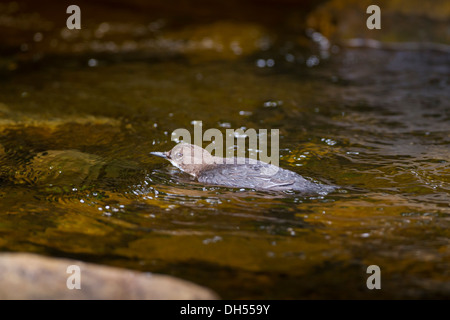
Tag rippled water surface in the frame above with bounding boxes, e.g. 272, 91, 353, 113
0, 0, 449, 299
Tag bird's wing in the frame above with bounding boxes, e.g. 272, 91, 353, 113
198, 162, 298, 190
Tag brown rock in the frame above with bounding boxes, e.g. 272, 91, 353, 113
0, 253, 219, 300
307, 0, 450, 45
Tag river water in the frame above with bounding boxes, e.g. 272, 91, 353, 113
0, 0, 449, 298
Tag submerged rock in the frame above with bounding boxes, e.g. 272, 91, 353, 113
15, 150, 105, 185
0, 253, 218, 300
307, 0, 450, 46
162, 21, 272, 61
13, 149, 142, 191
0, 103, 121, 131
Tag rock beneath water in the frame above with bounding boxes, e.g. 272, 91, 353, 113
14, 150, 105, 186
307, 0, 450, 46
0, 102, 121, 131
13, 149, 141, 190
0, 253, 218, 300
162, 21, 272, 61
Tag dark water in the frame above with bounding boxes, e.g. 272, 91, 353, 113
0, 0, 449, 299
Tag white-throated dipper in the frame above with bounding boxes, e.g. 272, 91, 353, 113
150, 143, 335, 194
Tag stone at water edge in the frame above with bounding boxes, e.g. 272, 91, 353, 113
0, 253, 219, 300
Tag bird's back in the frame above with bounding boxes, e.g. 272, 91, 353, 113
197, 157, 334, 194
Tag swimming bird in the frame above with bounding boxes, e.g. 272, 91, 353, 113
151, 143, 335, 194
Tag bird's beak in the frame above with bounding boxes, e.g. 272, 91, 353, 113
150, 151, 168, 159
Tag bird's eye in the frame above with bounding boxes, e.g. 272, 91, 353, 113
176, 152, 183, 159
